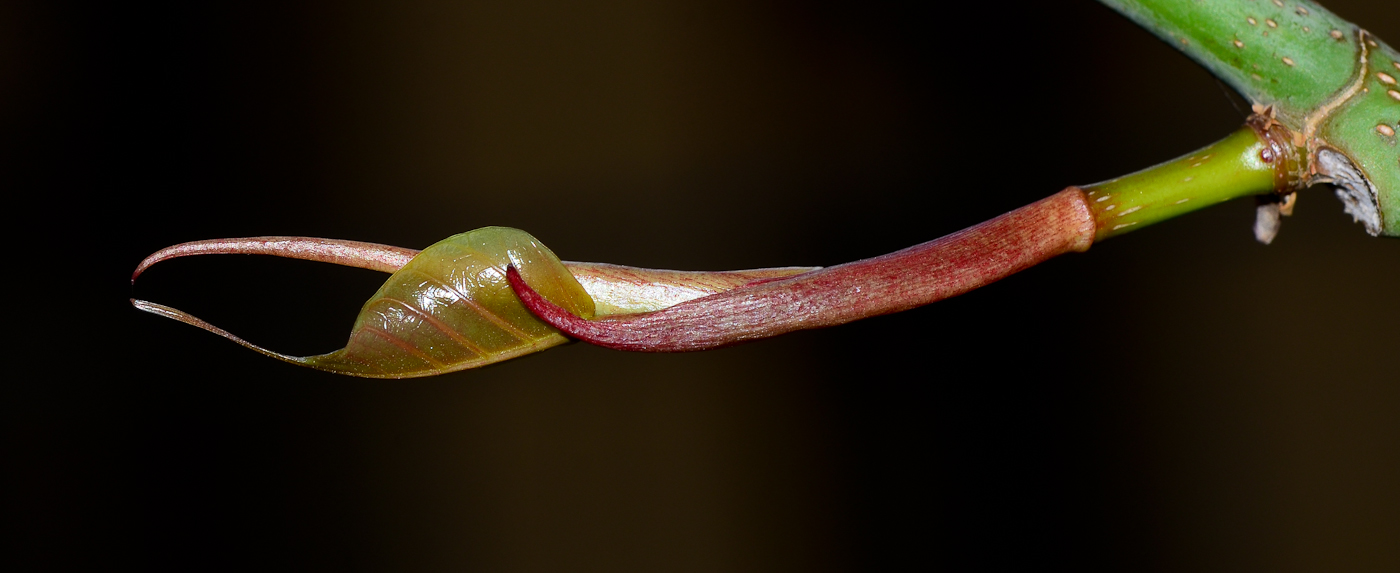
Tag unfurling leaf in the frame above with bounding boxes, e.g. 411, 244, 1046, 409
135, 227, 595, 378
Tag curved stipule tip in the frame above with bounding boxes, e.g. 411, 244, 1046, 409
506, 264, 601, 338
130, 297, 307, 365
132, 237, 421, 284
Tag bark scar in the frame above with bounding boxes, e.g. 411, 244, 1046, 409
1301, 28, 1372, 173
1294, 29, 1385, 235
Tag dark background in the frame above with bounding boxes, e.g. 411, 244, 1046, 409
8, 0, 1398, 570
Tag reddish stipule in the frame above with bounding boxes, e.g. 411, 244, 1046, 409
508, 188, 1097, 352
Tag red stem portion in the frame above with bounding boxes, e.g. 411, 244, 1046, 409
508, 188, 1097, 352
132, 237, 420, 282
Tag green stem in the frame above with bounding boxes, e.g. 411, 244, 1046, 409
1083, 121, 1295, 241
1098, 0, 1400, 237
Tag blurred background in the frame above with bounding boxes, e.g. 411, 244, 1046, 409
8, 0, 1398, 570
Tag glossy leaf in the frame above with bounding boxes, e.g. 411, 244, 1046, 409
136, 227, 595, 378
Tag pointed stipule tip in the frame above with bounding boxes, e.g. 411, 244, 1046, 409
505, 264, 525, 298
507, 263, 588, 331
506, 265, 534, 305
132, 252, 161, 283
506, 264, 533, 308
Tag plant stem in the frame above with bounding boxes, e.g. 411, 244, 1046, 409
1083, 120, 1299, 241
1098, 0, 1400, 236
